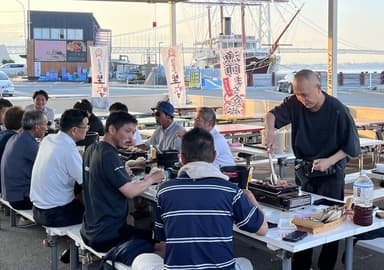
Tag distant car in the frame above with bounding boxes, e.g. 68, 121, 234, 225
0, 63, 26, 77
277, 73, 295, 94
0, 71, 14, 97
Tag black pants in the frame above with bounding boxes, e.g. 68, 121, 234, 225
81, 223, 154, 253
33, 199, 84, 227
293, 165, 345, 270
10, 196, 32, 210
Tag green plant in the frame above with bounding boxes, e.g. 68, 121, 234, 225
1, 59, 15, 64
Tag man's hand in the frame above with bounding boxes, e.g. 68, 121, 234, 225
312, 158, 332, 172
146, 168, 165, 185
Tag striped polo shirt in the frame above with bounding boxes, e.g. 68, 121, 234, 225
155, 177, 264, 270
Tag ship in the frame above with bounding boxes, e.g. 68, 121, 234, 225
192, 4, 302, 75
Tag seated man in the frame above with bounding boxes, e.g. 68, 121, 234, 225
194, 107, 235, 168
0, 98, 13, 131
81, 111, 165, 252
0, 107, 24, 194
73, 99, 104, 136
109, 102, 143, 146
24, 90, 55, 125
1, 111, 47, 211
30, 109, 89, 227
139, 128, 268, 270
142, 101, 185, 152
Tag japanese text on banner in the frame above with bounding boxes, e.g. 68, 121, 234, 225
220, 48, 246, 116
161, 46, 186, 106
90, 46, 109, 98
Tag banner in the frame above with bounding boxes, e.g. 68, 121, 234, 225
161, 45, 186, 106
220, 47, 246, 116
90, 46, 110, 109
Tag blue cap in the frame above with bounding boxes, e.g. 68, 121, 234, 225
152, 101, 174, 117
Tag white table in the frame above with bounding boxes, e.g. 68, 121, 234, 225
233, 193, 384, 270
359, 138, 384, 167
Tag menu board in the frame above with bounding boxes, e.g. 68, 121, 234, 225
66, 41, 87, 62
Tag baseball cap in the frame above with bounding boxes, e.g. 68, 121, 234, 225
151, 101, 174, 117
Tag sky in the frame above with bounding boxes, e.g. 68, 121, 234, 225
1, 0, 384, 65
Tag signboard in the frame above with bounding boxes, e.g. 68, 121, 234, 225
189, 69, 201, 88
34, 62, 41, 77
34, 40, 87, 62
34, 40, 66, 62
161, 45, 186, 106
66, 41, 87, 62
220, 47, 246, 116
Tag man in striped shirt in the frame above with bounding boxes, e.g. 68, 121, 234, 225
135, 128, 268, 270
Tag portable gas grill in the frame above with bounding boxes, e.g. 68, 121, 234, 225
248, 181, 311, 210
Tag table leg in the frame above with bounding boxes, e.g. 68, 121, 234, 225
282, 256, 292, 270
344, 237, 354, 270
276, 250, 292, 270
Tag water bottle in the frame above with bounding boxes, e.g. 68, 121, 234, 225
353, 173, 374, 226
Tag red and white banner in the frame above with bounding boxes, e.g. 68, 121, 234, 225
220, 47, 246, 116
161, 45, 186, 106
90, 46, 109, 98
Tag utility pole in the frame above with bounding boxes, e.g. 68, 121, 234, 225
15, 0, 27, 54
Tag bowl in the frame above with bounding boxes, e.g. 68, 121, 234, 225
376, 163, 384, 173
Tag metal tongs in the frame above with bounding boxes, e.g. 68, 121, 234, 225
267, 148, 280, 185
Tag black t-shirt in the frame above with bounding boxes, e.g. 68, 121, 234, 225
89, 113, 105, 136
0, 130, 17, 193
270, 92, 360, 161
81, 141, 131, 243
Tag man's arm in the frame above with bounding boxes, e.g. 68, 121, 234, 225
243, 189, 268, 236
313, 149, 348, 172
118, 170, 164, 199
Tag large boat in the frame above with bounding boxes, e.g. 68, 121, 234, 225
192, 4, 302, 75
193, 32, 279, 74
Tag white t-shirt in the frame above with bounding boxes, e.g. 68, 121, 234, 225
30, 131, 82, 209
211, 128, 235, 168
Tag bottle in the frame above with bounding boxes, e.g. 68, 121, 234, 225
353, 173, 374, 226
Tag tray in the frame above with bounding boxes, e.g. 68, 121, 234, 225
292, 215, 346, 234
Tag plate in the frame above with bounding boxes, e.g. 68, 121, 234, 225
372, 169, 384, 175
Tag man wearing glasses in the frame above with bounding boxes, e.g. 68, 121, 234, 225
30, 109, 89, 228
193, 107, 235, 168
143, 101, 185, 152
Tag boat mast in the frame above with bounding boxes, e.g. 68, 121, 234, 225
220, 6, 224, 34
270, 5, 303, 55
241, 2, 246, 49
207, 6, 212, 49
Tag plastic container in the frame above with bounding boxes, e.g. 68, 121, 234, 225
353, 174, 374, 226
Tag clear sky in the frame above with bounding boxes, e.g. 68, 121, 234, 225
1, 0, 384, 64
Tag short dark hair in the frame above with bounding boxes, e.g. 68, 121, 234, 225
106, 111, 137, 132
60, 109, 88, 132
109, 102, 128, 113
0, 98, 12, 110
32, 90, 49, 100
294, 69, 320, 83
73, 99, 93, 113
22, 110, 46, 130
4, 106, 24, 130
182, 127, 215, 163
